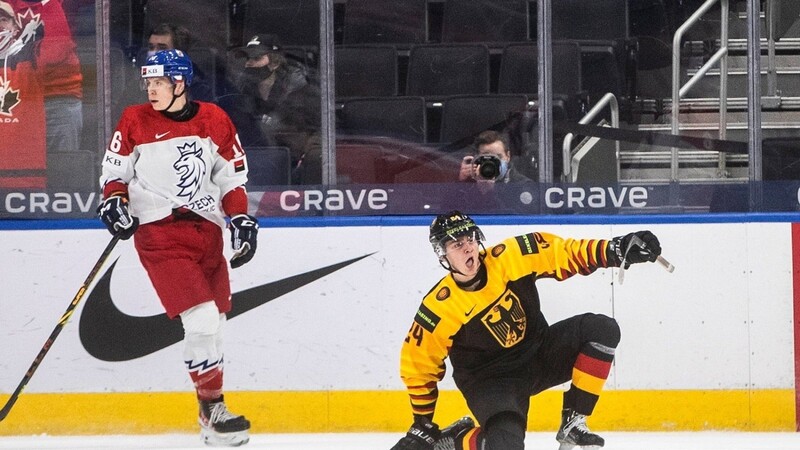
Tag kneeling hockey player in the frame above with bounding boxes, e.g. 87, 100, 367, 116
391, 211, 662, 450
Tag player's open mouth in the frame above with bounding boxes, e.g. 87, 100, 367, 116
465, 256, 475, 269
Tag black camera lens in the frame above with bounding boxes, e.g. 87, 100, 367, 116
474, 155, 502, 180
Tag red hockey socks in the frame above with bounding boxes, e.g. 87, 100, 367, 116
189, 364, 224, 401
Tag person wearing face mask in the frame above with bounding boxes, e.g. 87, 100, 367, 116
458, 130, 532, 184
141, 23, 214, 102
226, 33, 322, 185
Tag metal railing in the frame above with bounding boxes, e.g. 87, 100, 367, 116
671, 0, 729, 181
562, 92, 619, 182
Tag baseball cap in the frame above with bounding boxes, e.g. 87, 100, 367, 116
234, 34, 282, 59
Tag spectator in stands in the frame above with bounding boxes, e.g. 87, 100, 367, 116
144, 22, 214, 102
0, 0, 46, 188
229, 33, 321, 185
458, 130, 532, 183
14, 0, 83, 158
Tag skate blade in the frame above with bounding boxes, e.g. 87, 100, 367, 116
558, 444, 602, 450
201, 428, 250, 447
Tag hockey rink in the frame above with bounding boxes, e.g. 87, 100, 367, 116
1, 432, 799, 449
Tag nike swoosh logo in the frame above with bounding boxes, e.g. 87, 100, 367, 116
465, 305, 476, 317
155, 131, 171, 139
79, 253, 373, 362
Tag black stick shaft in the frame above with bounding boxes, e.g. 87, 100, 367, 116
0, 234, 121, 422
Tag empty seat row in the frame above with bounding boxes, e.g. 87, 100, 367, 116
342, 0, 530, 46
336, 94, 575, 148
137, 0, 532, 49
334, 45, 536, 98
118, 0, 631, 49
335, 42, 585, 101
246, 146, 292, 186
143, 0, 232, 50
139, 0, 321, 49
342, 0, 630, 46
105, 0, 634, 103
336, 94, 530, 146
247, 142, 465, 186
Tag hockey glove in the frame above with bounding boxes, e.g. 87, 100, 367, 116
229, 214, 258, 269
97, 195, 139, 240
608, 230, 662, 269
390, 416, 441, 450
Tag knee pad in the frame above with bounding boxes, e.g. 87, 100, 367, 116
482, 412, 526, 450
215, 313, 226, 348
181, 302, 224, 373
181, 301, 221, 337
581, 313, 620, 348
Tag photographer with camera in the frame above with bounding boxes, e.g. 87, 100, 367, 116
458, 131, 532, 183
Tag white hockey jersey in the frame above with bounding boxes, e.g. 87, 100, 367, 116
100, 102, 249, 228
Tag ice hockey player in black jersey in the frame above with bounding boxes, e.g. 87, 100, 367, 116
391, 211, 662, 450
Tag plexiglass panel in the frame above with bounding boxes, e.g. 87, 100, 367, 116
3, 1, 797, 218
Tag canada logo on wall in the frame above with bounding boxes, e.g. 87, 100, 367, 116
0, 77, 20, 116
0, 6, 42, 120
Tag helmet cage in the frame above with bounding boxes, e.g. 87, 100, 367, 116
429, 211, 485, 259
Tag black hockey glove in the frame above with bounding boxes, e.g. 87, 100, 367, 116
390, 416, 440, 450
229, 214, 258, 269
97, 195, 139, 240
608, 230, 662, 269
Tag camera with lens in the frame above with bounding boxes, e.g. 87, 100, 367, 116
473, 155, 503, 180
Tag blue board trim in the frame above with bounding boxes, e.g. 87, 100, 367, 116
3, 213, 800, 230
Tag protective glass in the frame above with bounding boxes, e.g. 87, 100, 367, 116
443, 233, 478, 254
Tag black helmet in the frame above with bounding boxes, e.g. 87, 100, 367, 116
429, 210, 485, 258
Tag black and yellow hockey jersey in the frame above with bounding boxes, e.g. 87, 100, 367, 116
400, 231, 615, 417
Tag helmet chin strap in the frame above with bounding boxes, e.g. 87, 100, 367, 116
439, 242, 487, 277
438, 257, 456, 273
157, 84, 186, 112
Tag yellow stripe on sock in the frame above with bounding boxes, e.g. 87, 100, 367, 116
459, 427, 481, 450
572, 367, 607, 396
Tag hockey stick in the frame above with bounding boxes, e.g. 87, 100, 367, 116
618, 234, 675, 285
0, 234, 121, 423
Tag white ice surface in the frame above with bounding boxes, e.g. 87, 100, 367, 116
1, 432, 799, 450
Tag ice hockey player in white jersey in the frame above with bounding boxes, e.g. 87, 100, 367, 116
98, 49, 257, 447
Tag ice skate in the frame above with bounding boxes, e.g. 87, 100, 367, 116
198, 396, 251, 447
555, 408, 604, 450
434, 416, 476, 450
